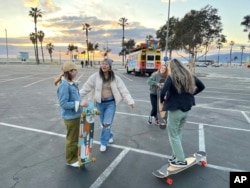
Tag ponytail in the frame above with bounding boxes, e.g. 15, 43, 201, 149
54, 73, 64, 86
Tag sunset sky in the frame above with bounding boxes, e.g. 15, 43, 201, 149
0, 0, 249, 60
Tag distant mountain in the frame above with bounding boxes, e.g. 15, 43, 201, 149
196, 52, 250, 63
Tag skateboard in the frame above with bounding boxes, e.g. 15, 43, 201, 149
78, 100, 99, 168
152, 151, 207, 185
157, 78, 167, 129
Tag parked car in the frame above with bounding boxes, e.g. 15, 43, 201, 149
212, 63, 220, 67
195, 62, 207, 67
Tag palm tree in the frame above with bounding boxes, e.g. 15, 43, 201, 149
103, 46, 111, 57
67, 44, 78, 61
29, 33, 36, 56
37, 30, 45, 63
240, 45, 245, 66
241, 15, 250, 41
229, 41, 235, 66
29, 7, 42, 64
82, 23, 91, 65
93, 43, 99, 63
118, 17, 128, 65
46, 43, 54, 63
146, 35, 153, 43
216, 41, 223, 63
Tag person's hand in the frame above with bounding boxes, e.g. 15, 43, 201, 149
130, 104, 135, 109
80, 100, 89, 107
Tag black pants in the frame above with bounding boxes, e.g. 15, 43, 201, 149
149, 94, 158, 119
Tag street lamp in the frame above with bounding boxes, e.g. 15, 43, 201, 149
5, 29, 9, 63
164, 0, 171, 63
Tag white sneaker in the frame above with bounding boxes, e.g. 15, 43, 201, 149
66, 161, 79, 167
100, 145, 106, 152
109, 138, 114, 144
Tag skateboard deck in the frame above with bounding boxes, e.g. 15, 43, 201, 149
78, 100, 99, 168
157, 78, 167, 129
152, 151, 207, 185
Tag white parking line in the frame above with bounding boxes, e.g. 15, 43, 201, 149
116, 72, 133, 81
204, 90, 250, 96
23, 76, 54, 87
115, 111, 250, 132
0, 122, 246, 173
241, 111, 250, 124
199, 124, 206, 152
0, 75, 33, 83
89, 148, 129, 188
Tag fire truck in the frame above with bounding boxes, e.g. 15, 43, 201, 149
125, 41, 161, 76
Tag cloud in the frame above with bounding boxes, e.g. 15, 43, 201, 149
24, 0, 60, 13
42, 0, 61, 13
24, 0, 40, 7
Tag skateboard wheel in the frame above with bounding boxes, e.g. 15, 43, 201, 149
201, 160, 207, 166
91, 157, 96, 162
78, 161, 83, 167
166, 177, 173, 185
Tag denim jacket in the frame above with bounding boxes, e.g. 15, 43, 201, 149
57, 79, 82, 120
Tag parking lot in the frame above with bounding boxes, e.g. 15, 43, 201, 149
0, 63, 249, 188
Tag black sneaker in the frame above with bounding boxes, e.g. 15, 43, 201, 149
147, 116, 152, 125
168, 156, 176, 163
170, 160, 187, 167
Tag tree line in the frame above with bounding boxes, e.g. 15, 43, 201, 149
28, 5, 250, 69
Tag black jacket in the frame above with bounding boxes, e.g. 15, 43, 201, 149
160, 76, 205, 112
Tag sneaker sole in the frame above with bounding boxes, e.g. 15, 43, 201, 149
170, 163, 187, 168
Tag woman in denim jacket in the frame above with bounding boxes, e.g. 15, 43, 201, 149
55, 62, 88, 167
79, 58, 135, 152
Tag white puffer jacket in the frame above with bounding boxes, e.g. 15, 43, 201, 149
79, 72, 134, 105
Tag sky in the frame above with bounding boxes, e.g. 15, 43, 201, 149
0, 0, 249, 61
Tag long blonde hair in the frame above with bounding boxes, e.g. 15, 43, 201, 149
168, 59, 195, 94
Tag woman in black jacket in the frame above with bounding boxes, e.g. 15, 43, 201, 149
160, 59, 205, 167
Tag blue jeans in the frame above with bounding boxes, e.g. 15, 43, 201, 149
96, 96, 116, 146
167, 110, 188, 161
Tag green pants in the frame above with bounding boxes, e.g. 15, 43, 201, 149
167, 110, 188, 161
64, 118, 80, 164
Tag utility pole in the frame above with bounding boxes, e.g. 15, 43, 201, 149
164, 0, 171, 63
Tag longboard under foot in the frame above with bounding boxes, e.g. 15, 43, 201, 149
152, 151, 207, 185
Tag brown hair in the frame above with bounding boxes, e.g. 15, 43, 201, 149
54, 71, 73, 86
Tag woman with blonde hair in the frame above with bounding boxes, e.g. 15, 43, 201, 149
160, 59, 205, 167
147, 64, 168, 125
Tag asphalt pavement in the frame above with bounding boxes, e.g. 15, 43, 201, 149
0, 63, 250, 188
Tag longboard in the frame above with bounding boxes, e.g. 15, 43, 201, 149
157, 78, 167, 129
152, 151, 207, 185
78, 100, 99, 168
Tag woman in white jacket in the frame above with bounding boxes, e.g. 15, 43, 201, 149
79, 58, 135, 152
